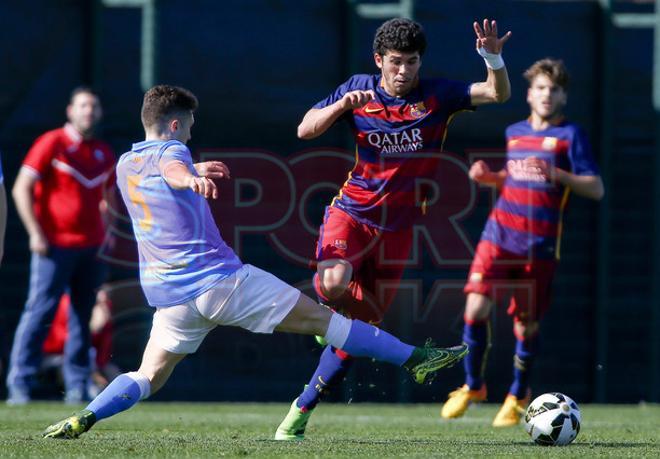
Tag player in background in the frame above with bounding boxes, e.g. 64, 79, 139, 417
43, 85, 468, 439
275, 18, 511, 440
41, 290, 121, 396
441, 59, 604, 426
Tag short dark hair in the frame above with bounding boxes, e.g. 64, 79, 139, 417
69, 86, 99, 104
372, 18, 427, 56
524, 59, 569, 91
141, 84, 199, 129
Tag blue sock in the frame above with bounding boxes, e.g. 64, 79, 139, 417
509, 335, 538, 399
86, 372, 150, 421
341, 319, 414, 366
463, 321, 490, 390
297, 346, 353, 411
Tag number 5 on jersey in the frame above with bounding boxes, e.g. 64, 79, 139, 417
127, 175, 153, 232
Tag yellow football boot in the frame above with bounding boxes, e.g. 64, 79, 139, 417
492, 393, 530, 427
440, 384, 487, 419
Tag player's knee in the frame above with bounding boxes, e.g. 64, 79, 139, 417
464, 293, 492, 321
276, 293, 334, 336
318, 259, 352, 299
514, 320, 539, 340
323, 282, 348, 300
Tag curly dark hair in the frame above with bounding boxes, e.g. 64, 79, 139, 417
141, 84, 199, 129
524, 59, 569, 91
372, 18, 427, 56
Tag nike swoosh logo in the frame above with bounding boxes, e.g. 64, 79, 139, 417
364, 107, 384, 113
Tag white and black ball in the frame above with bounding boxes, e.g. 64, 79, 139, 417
523, 392, 581, 446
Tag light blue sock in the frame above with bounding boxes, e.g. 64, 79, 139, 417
325, 315, 414, 366
86, 372, 150, 421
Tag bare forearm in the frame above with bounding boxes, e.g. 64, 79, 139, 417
470, 67, 511, 105
477, 169, 507, 189
487, 169, 507, 188
489, 67, 510, 103
162, 160, 220, 199
12, 183, 42, 236
556, 170, 604, 200
297, 103, 347, 139
162, 161, 194, 189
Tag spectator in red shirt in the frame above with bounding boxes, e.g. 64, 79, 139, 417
7, 87, 115, 404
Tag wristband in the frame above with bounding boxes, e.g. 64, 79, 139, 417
477, 47, 505, 70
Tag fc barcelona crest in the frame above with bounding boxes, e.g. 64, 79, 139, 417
333, 239, 348, 250
542, 137, 558, 150
410, 102, 427, 118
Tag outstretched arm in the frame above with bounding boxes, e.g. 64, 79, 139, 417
12, 169, 48, 255
297, 90, 375, 139
161, 160, 230, 199
525, 157, 605, 200
557, 172, 604, 200
470, 19, 512, 105
469, 160, 507, 189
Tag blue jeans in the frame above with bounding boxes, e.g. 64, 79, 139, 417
6, 246, 107, 396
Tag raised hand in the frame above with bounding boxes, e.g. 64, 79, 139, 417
473, 18, 511, 55
341, 90, 376, 110
193, 161, 230, 179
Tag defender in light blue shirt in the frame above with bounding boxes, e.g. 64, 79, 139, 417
116, 139, 242, 307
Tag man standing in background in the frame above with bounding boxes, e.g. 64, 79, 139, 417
7, 87, 115, 404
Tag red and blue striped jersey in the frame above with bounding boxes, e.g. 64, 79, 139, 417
481, 119, 599, 259
314, 74, 473, 231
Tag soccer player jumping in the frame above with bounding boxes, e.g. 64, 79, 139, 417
42, 85, 469, 439
440, 59, 604, 426
275, 18, 511, 440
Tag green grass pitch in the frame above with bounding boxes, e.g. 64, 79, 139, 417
1, 402, 658, 457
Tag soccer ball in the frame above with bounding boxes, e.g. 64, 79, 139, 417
523, 392, 581, 446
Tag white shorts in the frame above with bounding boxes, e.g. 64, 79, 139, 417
150, 264, 301, 354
